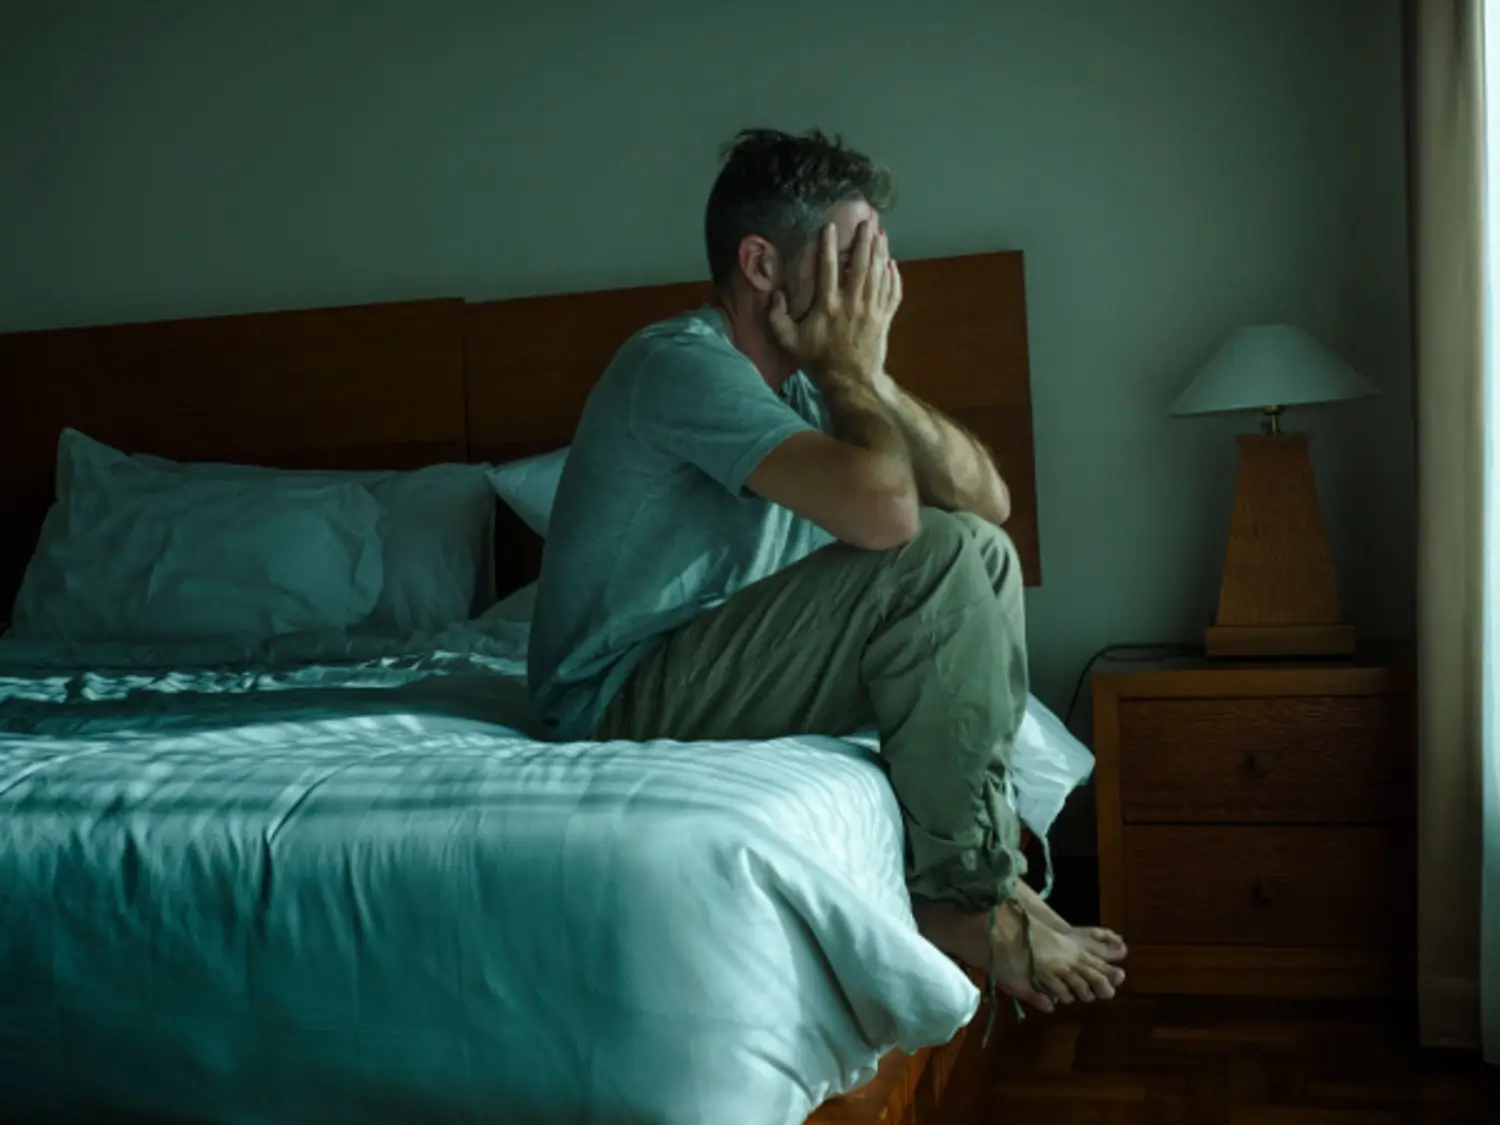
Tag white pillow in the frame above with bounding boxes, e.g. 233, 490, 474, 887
487, 447, 568, 537
1010, 695, 1095, 839
12, 453, 384, 644
67, 430, 498, 633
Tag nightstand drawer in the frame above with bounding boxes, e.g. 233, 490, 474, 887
1117, 694, 1407, 823
1121, 825, 1410, 948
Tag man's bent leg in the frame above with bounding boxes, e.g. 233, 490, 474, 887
595, 509, 1123, 1007
595, 508, 1026, 910
945, 511, 1128, 970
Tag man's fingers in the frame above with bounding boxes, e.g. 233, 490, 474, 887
873, 236, 899, 308
767, 290, 799, 350
845, 220, 875, 301
864, 229, 889, 304
815, 223, 839, 310
888, 259, 903, 316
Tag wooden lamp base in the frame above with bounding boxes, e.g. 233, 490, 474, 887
1205, 432, 1356, 659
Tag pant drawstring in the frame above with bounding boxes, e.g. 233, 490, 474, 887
1036, 832, 1055, 901
982, 898, 1037, 1047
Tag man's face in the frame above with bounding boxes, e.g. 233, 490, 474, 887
781, 198, 881, 321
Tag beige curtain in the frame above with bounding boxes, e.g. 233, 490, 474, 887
1411, 0, 1487, 1051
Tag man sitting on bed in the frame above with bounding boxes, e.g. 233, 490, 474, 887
528, 127, 1127, 1013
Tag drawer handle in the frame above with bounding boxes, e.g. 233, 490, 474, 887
1253, 878, 1277, 904
1248, 751, 1276, 778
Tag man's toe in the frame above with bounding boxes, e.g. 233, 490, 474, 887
1079, 965, 1116, 1000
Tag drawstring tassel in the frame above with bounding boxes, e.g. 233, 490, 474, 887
982, 902, 1001, 1047
1036, 833, 1055, 901
982, 899, 1039, 1047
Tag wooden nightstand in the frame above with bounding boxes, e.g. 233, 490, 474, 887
1091, 654, 1415, 998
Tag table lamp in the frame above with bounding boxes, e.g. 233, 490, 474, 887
1169, 324, 1379, 658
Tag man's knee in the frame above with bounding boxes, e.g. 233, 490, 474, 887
887, 509, 1022, 589
940, 511, 1023, 596
899, 507, 974, 566
882, 508, 999, 600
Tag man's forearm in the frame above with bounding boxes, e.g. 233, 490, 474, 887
875, 373, 1011, 525
820, 371, 919, 501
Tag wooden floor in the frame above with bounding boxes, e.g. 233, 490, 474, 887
984, 992, 1499, 1124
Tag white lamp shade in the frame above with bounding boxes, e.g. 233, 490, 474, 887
1168, 324, 1379, 417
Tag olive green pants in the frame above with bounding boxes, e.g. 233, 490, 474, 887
594, 507, 1029, 912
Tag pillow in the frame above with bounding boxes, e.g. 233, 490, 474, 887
11, 454, 384, 644
59, 429, 498, 634
1009, 695, 1095, 839
487, 447, 568, 537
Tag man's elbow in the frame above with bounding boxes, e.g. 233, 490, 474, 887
847, 490, 921, 550
990, 488, 1012, 527
986, 477, 1012, 527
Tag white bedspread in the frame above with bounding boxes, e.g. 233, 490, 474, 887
0, 619, 977, 1125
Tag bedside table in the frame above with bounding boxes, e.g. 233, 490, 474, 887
1091, 655, 1415, 998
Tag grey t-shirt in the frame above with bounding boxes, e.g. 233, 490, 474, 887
528, 306, 833, 740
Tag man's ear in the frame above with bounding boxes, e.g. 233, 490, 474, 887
736, 235, 779, 294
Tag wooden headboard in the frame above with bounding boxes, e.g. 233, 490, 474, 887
0, 299, 468, 609
0, 250, 1039, 613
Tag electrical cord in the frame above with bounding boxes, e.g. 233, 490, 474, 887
1062, 642, 1201, 732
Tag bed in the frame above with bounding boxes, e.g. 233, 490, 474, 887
0, 252, 1046, 1125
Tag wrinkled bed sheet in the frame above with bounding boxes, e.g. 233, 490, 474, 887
0, 615, 976, 1125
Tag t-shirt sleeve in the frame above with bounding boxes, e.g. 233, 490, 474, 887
626, 335, 818, 496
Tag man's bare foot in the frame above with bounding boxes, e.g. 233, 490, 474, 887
1011, 879, 1128, 965
912, 901, 1126, 1013
993, 902, 1125, 1008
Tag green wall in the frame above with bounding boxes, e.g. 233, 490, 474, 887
0, 0, 1413, 748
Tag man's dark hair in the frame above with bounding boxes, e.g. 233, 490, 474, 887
704, 128, 896, 289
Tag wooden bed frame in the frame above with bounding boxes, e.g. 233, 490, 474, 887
0, 250, 1038, 1122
